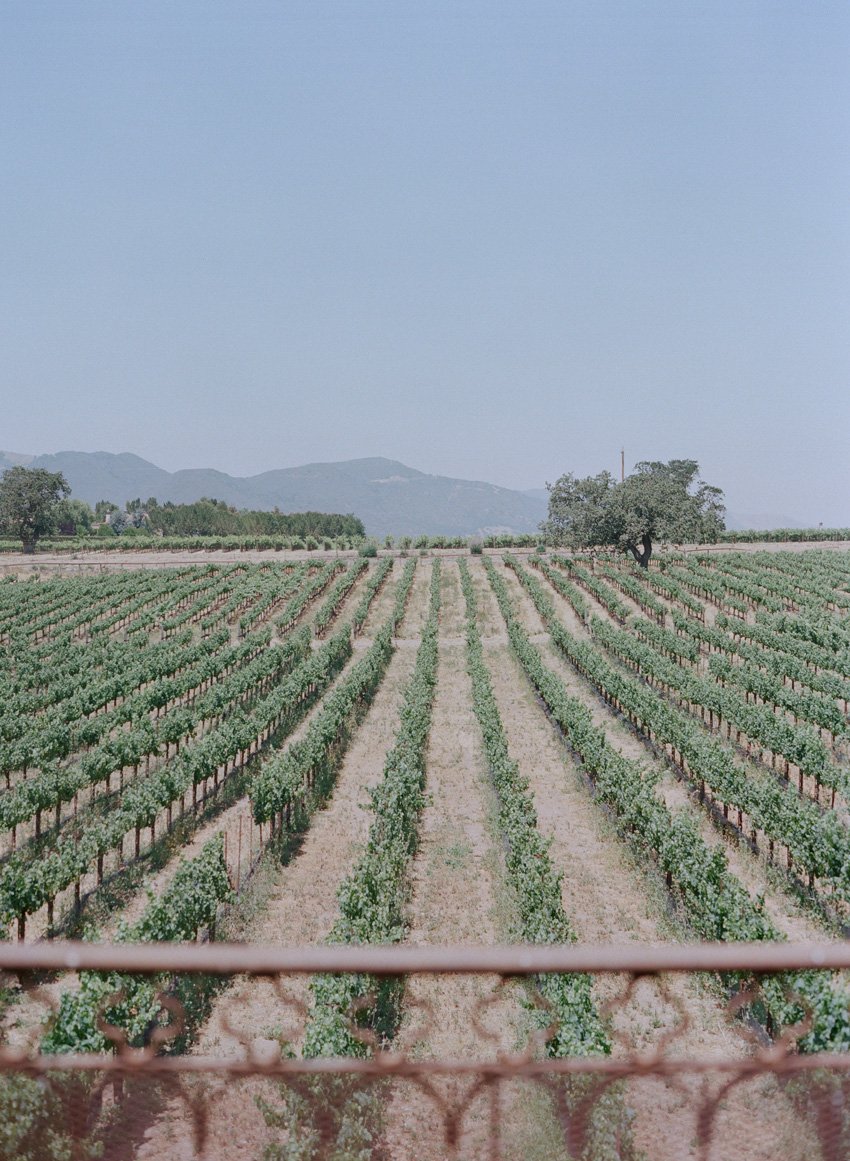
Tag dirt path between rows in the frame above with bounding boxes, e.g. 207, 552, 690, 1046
480, 558, 820, 1161
383, 561, 538, 1160
2, 564, 374, 945
100, 566, 392, 941
132, 567, 432, 1161
563, 565, 838, 938
514, 560, 832, 945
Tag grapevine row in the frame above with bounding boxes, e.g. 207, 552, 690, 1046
0, 627, 354, 934
304, 561, 441, 1058
510, 557, 850, 902
458, 559, 608, 1057
42, 834, 233, 1054
483, 558, 850, 1051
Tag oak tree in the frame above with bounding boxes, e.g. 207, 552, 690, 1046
0, 467, 71, 553
543, 459, 725, 567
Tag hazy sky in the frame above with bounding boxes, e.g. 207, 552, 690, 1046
2, 1, 848, 523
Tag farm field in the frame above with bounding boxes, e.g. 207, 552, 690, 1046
2, 547, 850, 1159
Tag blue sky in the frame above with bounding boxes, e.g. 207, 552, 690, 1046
2, 1, 848, 523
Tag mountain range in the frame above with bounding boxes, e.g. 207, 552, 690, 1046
0, 450, 815, 536
0, 451, 547, 538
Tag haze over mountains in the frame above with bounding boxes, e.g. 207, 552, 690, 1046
0, 451, 547, 538
0, 450, 813, 536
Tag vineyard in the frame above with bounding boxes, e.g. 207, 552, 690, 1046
2, 546, 850, 1159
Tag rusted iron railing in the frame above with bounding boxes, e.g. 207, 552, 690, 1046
2, 941, 850, 1160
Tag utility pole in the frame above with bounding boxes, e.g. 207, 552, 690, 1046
620, 447, 625, 483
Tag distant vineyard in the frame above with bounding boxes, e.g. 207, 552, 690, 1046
3, 526, 850, 557
720, 527, 850, 543
0, 531, 543, 554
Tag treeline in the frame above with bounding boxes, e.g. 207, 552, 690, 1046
132, 497, 364, 539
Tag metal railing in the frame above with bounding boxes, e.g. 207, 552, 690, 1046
2, 940, 850, 1160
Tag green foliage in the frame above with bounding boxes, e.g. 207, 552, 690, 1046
543, 459, 725, 566
574, 606, 850, 880
554, 558, 632, 622
42, 835, 232, 1055
597, 562, 667, 620
258, 1075, 383, 1161
351, 557, 394, 634
0, 466, 71, 552
0, 1073, 103, 1161
139, 497, 364, 540
0, 627, 305, 836
493, 555, 850, 1051
458, 560, 609, 1058
530, 555, 590, 620
314, 559, 369, 636
53, 497, 94, 536
482, 534, 539, 549
251, 626, 394, 823
721, 526, 850, 543
304, 562, 441, 1058
389, 559, 417, 633
275, 561, 347, 633
0, 624, 350, 926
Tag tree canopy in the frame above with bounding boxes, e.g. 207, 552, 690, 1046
54, 497, 94, 536
133, 498, 365, 539
542, 459, 725, 567
0, 467, 71, 553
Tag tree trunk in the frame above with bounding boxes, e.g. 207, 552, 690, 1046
628, 535, 653, 570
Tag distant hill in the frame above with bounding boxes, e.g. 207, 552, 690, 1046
724, 511, 811, 532
4, 451, 547, 538
0, 451, 35, 470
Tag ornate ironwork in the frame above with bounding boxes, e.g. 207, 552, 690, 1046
2, 941, 849, 1160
